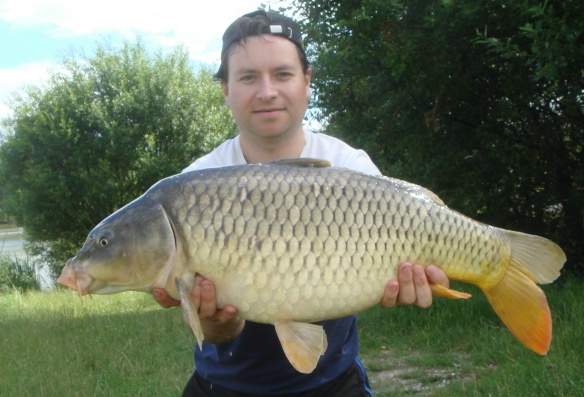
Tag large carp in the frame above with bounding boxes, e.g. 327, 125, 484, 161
58, 159, 565, 373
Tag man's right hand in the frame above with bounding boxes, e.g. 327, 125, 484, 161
152, 287, 181, 308
152, 277, 244, 343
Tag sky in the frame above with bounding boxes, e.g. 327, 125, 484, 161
0, 0, 292, 119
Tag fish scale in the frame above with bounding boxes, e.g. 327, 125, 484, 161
162, 164, 503, 321
58, 158, 565, 373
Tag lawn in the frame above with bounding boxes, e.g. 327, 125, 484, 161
0, 276, 582, 396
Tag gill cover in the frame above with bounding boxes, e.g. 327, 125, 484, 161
64, 200, 177, 294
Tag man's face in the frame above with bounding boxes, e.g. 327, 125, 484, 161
223, 35, 311, 141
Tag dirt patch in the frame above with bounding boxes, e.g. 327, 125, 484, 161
363, 349, 490, 395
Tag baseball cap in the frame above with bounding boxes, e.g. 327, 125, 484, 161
220, 10, 305, 56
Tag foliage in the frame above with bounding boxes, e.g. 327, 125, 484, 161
0, 39, 236, 278
0, 251, 40, 293
295, 0, 583, 274
0, 209, 7, 223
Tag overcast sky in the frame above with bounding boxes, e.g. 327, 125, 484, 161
0, 0, 292, 119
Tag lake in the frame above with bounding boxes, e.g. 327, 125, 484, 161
0, 225, 54, 289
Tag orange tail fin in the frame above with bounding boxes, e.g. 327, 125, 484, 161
480, 229, 566, 354
483, 260, 552, 354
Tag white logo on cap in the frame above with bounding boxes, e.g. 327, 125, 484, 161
270, 25, 293, 39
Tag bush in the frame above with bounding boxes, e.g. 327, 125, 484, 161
0, 251, 40, 293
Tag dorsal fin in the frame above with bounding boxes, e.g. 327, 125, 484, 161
384, 177, 445, 205
268, 158, 332, 168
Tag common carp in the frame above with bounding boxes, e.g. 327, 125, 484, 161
58, 159, 565, 373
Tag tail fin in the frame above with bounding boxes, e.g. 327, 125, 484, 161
504, 230, 565, 284
483, 230, 566, 355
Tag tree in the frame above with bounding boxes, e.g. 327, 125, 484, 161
0, 39, 236, 278
295, 0, 583, 274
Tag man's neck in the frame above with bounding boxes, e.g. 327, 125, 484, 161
239, 128, 305, 164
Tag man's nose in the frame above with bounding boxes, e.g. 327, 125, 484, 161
257, 76, 277, 100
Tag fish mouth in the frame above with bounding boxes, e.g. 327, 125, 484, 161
57, 262, 98, 297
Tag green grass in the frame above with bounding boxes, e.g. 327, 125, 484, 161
0, 290, 194, 396
358, 277, 584, 396
1, 278, 583, 396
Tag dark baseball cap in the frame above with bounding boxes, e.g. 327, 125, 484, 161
214, 10, 309, 81
221, 10, 305, 56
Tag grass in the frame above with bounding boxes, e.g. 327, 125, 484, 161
358, 277, 584, 396
0, 290, 194, 396
0, 277, 582, 396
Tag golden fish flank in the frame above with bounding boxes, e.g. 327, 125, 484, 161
58, 158, 565, 374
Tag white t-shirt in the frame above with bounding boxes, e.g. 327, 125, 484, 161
183, 129, 380, 392
182, 129, 381, 176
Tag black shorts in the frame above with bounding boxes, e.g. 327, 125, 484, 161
182, 360, 373, 397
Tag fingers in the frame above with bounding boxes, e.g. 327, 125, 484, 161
151, 277, 237, 321
152, 287, 181, 308
380, 280, 400, 308
396, 262, 416, 305
381, 262, 435, 309
397, 262, 432, 308
411, 263, 432, 308
196, 277, 218, 318
194, 277, 239, 323
426, 264, 450, 288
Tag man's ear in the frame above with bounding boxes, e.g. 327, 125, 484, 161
304, 67, 312, 98
222, 81, 231, 107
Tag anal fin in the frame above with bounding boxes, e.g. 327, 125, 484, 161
430, 283, 472, 299
274, 321, 328, 374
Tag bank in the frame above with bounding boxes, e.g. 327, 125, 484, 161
0, 224, 54, 289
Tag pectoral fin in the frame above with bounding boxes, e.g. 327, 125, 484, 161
176, 274, 204, 349
274, 321, 328, 374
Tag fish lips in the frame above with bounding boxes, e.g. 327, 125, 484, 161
57, 261, 104, 296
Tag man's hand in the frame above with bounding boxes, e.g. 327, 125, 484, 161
152, 278, 243, 343
152, 288, 181, 308
381, 263, 449, 309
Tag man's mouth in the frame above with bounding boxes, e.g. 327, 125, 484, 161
254, 108, 284, 114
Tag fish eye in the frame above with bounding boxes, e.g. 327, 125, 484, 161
96, 230, 113, 248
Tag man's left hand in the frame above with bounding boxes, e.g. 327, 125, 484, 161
381, 263, 449, 309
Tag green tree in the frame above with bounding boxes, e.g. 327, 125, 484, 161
296, 0, 583, 274
0, 39, 236, 278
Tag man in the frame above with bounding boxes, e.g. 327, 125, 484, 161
153, 10, 449, 396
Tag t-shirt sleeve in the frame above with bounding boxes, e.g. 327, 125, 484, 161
182, 136, 245, 173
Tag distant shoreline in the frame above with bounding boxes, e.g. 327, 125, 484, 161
1, 226, 53, 289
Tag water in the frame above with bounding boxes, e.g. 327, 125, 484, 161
1, 239, 25, 251
1, 226, 54, 289
1, 228, 26, 254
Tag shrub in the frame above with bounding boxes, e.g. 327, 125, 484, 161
0, 251, 41, 293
